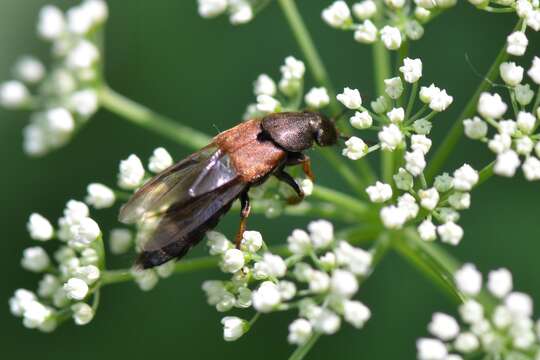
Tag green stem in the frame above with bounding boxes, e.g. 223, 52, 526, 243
425, 20, 521, 182
477, 161, 494, 187
320, 149, 366, 196
312, 185, 371, 218
277, 0, 339, 115
288, 332, 322, 360
99, 86, 211, 150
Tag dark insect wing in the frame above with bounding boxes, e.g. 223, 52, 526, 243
136, 180, 248, 268
118, 146, 237, 224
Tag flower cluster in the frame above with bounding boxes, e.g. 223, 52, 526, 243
417, 263, 540, 360
9, 200, 104, 331
201, 221, 373, 344
463, 56, 540, 180
322, 0, 457, 50
197, 0, 272, 26
0, 0, 107, 156
243, 56, 331, 119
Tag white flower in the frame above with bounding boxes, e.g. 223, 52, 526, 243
337, 87, 362, 109
305, 87, 330, 108
294, 262, 314, 282
463, 117, 488, 139
334, 241, 372, 275
429, 89, 453, 112
288, 318, 312, 345
400, 58, 423, 83
500, 62, 524, 86
13, 56, 45, 84
488, 134, 511, 154
229, 2, 253, 25
343, 300, 371, 328
428, 313, 460, 341
281, 56, 305, 80
37, 5, 65, 40
85, 183, 115, 209
22, 300, 53, 329
221, 316, 247, 341
64, 278, 89, 300
70, 217, 101, 246
21, 246, 50, 272
517, 111, 536, 134
499, 119, 517, 136
354, 20, 377, 43
0, 81, 29, 109
378, 124, 403, 151
109, 228, 132, 254
506, 31, 528, 56
515, 84, 534, 105
252, 281, 281, 312
418, 220, 437, 241
312, 308, 341, 334
487, 268, 513, 298
523, 156, 540, 181
260, 253, 287, 278
350, 111, 373, 129
66, 40, 99, 69
352, 0, 377, 19
505, 292, 533, 318
278, 281, 296, 300
330, 269, 358, 298
394, 167, 414, 191
452, 164, 478, 191
387, 107, 405, 123
71, 302, 94, 325
322, 1, 351, 28
415, 7, 431, 21
420, 84, 439, 104
494, 150, 521, 177
454, 332, 479, 353
69, 89, 99, 117
132, 268, 159, 291
384, 77, 403, 99
83, 0, 108, 24
197, 0, 227, 17
405, 150, 427, 177
253, 74, 276, 96
419, 188, 439, 211
448, 192, 470, 210
416, 338, 448, 360
240, 230, 262, 253
319, 252, 336, 269
221, 248, 245, 273
516, 136, 534, 155
398, 193, 419, 220
308, 220, 334, 249
527, 10, 540, 31
437, 222, 463, 245
118, 154, 145, 189
459, 300, 484, 324
454, 263, 482, 296
256, 94, 280, 113
300, 178, 314, 196
9, 289, 37, 316
27, 213, 54, 241
380, 25, 402, 50
434, 173, 453, 193
342, 136, 368, 160
287, 229, 312, 255
309, 270, 331, 293
371, 95, 390, 114
148, 147, 173, 173
366, 181, 392, 203
38, 274, 60, 298
380, 205, 408, 229
411, 134, 432, 155
528, 56, 540, 84
74, 264, 100, 285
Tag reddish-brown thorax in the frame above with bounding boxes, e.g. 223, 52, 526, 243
213, 119, 287, 183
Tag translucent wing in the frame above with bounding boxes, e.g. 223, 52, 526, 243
136, 180, 247, 268
118, 146, 238, 224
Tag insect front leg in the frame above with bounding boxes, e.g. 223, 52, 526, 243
235, 190, 251, 248
274, 168, 304, 205
286, 153, 315, 181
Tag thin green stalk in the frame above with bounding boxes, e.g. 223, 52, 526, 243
277, 0, 339, 114
320, 149, 367, 196
406, 82, 419, 119
425, 20, 521, 181
288, 332, 322, 360
477, 161, 495, 187
312, 185, 371, 218
99, 86, 211, 150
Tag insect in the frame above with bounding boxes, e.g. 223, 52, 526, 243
119, 111, 340, 269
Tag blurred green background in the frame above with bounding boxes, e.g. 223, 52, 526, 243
1, 1, 539, 359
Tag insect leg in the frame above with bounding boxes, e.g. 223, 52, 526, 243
286, 153, 315, 181
235, 190, 251, 248
274, 169, 304, 205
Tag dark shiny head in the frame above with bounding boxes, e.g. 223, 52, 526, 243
261, 111, 339, 152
